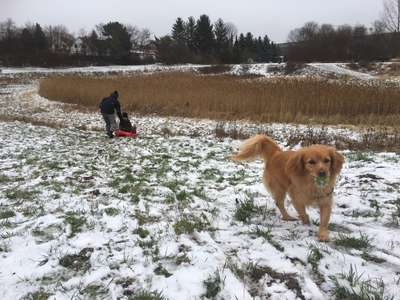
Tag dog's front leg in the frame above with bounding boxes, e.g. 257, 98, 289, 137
318, 203, 332, 242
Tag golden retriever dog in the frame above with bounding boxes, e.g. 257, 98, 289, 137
231, 134, 344, 241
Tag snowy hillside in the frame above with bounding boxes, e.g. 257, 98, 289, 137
0, 66, 399, 300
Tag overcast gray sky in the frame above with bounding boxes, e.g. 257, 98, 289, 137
1, 0, 383, 42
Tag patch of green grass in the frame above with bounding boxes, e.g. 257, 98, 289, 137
390, 198, 400, 214
20, 289, 51, 300
42, 160, 63, 170
383, 155, 400, 163
334, 233, 372, 250
32, 224, 63, 243
154, 264, 172, 278
225, 257, 245, 281
164, 192, 176, 204
193, 186, 208, 200
347, 152, 374, 162
164, 179, 185, 192
0, 210, 16, 219
227, 169, 246, 185
59, 247, 93, 272
64, 212, 87, 238
0, 219, 15, 229
175, 252, 191, 265
138, 236, 160, 259
234, 198, 258, 223
312, 220, 352, 234
128, 290, 166, 300
0, 241, 11, 252
0, 174, 11, 183
202, 168, 222, 180
109, 177, 122, 189
361, 252, 386, 264
6, 188, 38, 201
176, 190, 192, 205
124, 172, 136, 183
133, 210, 160, 226
330, 265, 393, 300
173, 215, 210, 235
249, 226, 284, 252
80, 283, 108, 298
202, 270, 224, 299
25, 156, 40, 165
19, 204, 45, 218
115, 276, 135, 288
307, 245, 323, 273
49, 181, 64, 193
244, 262, 304, 299
133, 227, 150, 239
346, 209, 382, 219
118, 184, 131, 194
104, 207, 120, 216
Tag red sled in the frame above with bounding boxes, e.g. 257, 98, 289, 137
115, 129, 138, 137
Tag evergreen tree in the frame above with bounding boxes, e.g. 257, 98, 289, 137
101, 22, 132, 58
172, 17, 186, 44
154, 35, 191, 64
21, 27, 34, 50
270, 42, 280, 62
214, 18, 230, 63
87, 30, 100, 56
33, 23, 48, 51
232, 38, 243, 63
214, 18, 229, 45
244, 32, 254, 50
193, 14, 215, 57
185, 16, 196, 51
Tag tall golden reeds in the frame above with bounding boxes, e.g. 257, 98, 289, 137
39, 73, 400, 126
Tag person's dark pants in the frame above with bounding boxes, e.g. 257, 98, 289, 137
102, 113, 117, 137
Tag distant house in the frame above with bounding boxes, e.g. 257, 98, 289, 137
130, 49, 157, 60
70, 38, 84, 55
50, 41, 70, 54
277, 42, 296, 58
70, 37, 94, 56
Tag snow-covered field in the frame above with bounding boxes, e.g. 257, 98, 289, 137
0, 65, 399, 300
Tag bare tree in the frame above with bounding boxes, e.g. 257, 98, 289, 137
125, 24, 151, 49
287, 22, 319, 42
372, 20, 387, 33
225, 22, 238, 40
0, 18, 18, 40
381, 0, 400, 32
45, 25, 75, 53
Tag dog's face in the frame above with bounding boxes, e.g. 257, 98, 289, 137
287, 145, 344, 183
302, 146, 333, 178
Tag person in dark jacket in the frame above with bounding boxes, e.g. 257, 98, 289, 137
119, 112, 137, 134
99, 91, 123, 138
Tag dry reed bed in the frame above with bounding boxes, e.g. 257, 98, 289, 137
39, 73, 400, 126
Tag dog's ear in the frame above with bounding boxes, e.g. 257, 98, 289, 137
286, 152, 304, 177
330, 148, 344, 175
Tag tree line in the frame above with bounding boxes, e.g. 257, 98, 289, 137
285, 22, 400, 62
0, 15, 281, 67
155, 15, 281, 64
285, 0, 400, 62
0, 19, 153, 66
1, 0, 399, 67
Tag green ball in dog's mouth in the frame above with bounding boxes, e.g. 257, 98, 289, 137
314, 175, 330, 187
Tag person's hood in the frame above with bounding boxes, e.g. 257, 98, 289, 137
110, 91, 119, 99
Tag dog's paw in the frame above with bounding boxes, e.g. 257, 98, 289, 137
282, 215, 297, 221
318, 231, 330, 242
299, 214, 310, 225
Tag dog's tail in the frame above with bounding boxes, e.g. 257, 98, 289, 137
230, 134, 281, 162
